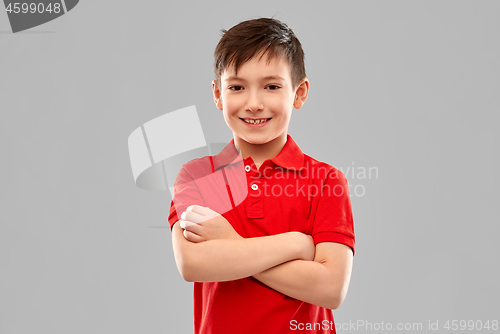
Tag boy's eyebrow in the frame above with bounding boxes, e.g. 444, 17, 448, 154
225, 75, 285, 82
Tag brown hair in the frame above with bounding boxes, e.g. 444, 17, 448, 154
213, 17, 306, 91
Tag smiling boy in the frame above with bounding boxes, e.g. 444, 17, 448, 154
168, 17, 355, 334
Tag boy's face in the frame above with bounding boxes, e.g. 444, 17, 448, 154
212, 52, 308, 147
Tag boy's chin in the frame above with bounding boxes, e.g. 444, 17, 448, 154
238, 135, 272, 145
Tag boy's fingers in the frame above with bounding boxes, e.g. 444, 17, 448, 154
182, 210, 209, 224
180, 220, 203, 235
187, 205, 220, 217
179, 219, 195, 229
183, 229, 204, 243
186, 205, 206, 215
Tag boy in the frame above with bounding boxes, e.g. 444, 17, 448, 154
168, 17, 355, 334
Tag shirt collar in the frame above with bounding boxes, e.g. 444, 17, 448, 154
212, 134, 305, 172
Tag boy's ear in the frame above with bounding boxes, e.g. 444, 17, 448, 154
293, 78, 310, 109
212, 80, 223, 110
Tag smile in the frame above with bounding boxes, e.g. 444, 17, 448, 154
240, 118, 272, 124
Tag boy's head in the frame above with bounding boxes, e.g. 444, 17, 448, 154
213, 17, 306, 92
212, 17, 309, 149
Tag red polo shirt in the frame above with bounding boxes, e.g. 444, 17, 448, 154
168, 134, 355, 334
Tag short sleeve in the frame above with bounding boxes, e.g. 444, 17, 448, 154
312, 168, 355, 255
168, 165, 206, 230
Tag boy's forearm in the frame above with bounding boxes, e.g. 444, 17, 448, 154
172, 222, 305, 282
252, 260, 342, 310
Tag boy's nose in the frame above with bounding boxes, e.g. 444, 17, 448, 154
245, 94, 264, 112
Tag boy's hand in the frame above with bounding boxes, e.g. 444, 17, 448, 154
179, 205, 243, 243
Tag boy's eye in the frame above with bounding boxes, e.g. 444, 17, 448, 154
228, 85, 281, 91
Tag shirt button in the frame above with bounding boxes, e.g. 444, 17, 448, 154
245, 165, 251, 172
251, 184, 258, 191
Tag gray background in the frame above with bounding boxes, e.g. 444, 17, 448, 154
1, 1, 499, 333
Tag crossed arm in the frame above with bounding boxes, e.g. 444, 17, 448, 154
171, 205, 353, 310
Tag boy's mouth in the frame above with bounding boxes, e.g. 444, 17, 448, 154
239, 117, 272, 125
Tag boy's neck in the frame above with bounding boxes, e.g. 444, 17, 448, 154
234, 133, 288, 168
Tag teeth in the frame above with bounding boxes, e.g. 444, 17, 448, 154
244, 118, 270, 124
